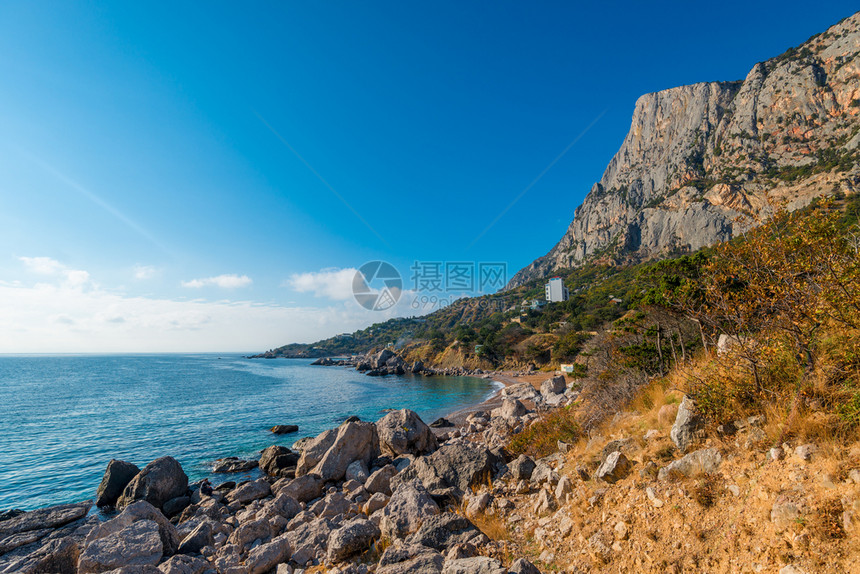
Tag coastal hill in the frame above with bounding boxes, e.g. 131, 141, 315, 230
508, 11, 860, 287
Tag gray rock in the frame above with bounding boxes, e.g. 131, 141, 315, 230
117, 457, 188, 511
363, 492, 389, 515
540, 375, 566, 395
405, 513, 486, 551
96, 460, 141, 508
441, 556, 507, 574
78, 520, 163, 573
227, 479, 271, 505
365, 464, 398, 496
258, 492, 302, 522
0, 502, 92, 536
157, 554, 211, 574
310, 492, 356, 520
509, 558, 542, 574
211, 457, 259, 474
380, 479, 440, 539
394, 443, 502, 493
658, 448, 722, 480
86, 501, 181, 557
270, 424, 299, 434
285, 517, 334, 562
243, 534, 290, 574
670, 396, 704, 453
509, 455, 536, 481
345, 460, 370, 483
327, 517, 381, 562
376, 409, 438, 457
533, 489, 557, 514
595, 451, 632, 483
771, 498, 802, 532
161, 496, 190, 518
259, 446, 299, 477
176, 521, 214, 555
296, 421, 380, 482
377, 543, 444, 574
226, 518, 270, 554
274, 474, 323, 503
491, 399, 528, 421
795, 444, 817, 461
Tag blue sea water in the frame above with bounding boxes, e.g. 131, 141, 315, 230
0, 355, 498, 511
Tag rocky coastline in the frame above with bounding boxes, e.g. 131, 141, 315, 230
2, 366, 856, 573
0, 354, 575, 574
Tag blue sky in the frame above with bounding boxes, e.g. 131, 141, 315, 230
0, 1, 856, 352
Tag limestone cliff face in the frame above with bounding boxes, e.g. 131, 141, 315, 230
509, 11, 860, 287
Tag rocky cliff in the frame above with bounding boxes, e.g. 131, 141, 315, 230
510, 11, 860, 287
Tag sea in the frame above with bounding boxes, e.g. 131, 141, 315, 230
0, 354, 500, 511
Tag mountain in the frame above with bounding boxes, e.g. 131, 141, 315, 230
509, 12, 860, 287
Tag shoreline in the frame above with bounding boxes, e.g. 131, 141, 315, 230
444, 371, 556, 426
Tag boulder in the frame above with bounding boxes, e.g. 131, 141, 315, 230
285, 517, 335, 563
226, 518, 270, 553
0, 502, 92, 536
95, 460, 141, 508
365, 465, 398, 495
510, 558, 542, 574
533, 489, 557, 514
176, 521, 214, 555
309, 492, 356, 520
117, 457, 188, 511
156, 555, 211, 574
227, 479, 271, 505
85, 500, 181, 557
258, 492, 302, 522
404, 513, 486, 551
378, 543, 444, 574
296, 421, 380, 482
377, 409, 438, 457
243, 534, 290, 574
259, 446, 299, 477
78, 520, 163, 573
658, 448, 723, 480
430, 418, 453, 428
509, 455, 536, 481
380, 479, 440, 539
441, 556, 507, 574
274, 474, 323, 503
161, 497, 190, 518
327, 517, 381, 562
270, 425, 299, 434
345, 460, 370, 483
370, 349, 395, 369
363, 492, 389, 515
491, 399, 528, 421
211, 458, 258, 473
595, 452, 632, 484
540, 375, 566, 395
670, 396, 704, 453
394, 443, 503, 493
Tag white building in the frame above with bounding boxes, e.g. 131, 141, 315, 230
545, 277, 569, 303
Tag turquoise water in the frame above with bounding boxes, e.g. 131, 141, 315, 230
0, 355, 497, 511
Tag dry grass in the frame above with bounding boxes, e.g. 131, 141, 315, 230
469, 509, 510, 542
508, 407, 581, 458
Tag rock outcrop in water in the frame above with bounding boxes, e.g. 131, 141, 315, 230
509, 12, 860, 286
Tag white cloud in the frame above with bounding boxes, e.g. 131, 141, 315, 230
181, 274, 253, 289
0, 260, 436, 353
19, 256, 92, 289
19, 256, 64, 275
133, 265, 159, 280
285, 268, 357, 300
